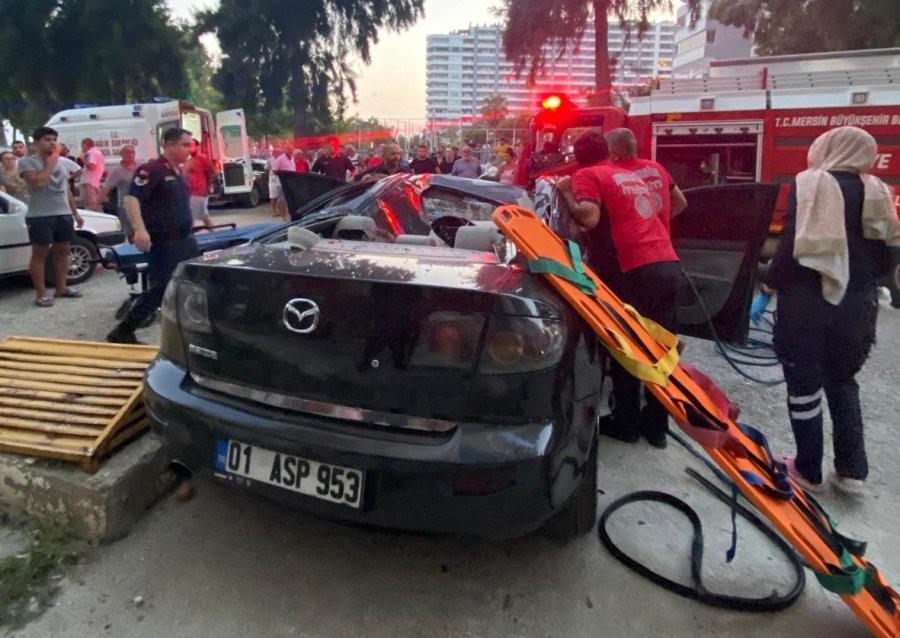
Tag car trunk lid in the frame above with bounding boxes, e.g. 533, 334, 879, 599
177, 240, 564, 427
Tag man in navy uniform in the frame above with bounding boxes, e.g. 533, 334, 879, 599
107, 127, 199, 344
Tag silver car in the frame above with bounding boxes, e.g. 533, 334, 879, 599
0, 191, 124, 285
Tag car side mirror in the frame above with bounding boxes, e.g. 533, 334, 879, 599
0, 197, 9, 214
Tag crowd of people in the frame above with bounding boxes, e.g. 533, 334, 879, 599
260, 136, 524, 192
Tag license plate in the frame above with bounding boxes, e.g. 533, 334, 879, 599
214, 439, 364, 509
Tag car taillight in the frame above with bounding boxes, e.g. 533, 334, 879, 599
410, 313, 566, 374
161, 279, 179, 323
178, 281, 212, 333
410, 312, 484, 370
160, 280, 186, 365
479, 317, 565, 374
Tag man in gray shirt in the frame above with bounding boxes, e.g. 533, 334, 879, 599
451, 146, 482, 179
18, 126, 85, 307
101, 145, 138, 237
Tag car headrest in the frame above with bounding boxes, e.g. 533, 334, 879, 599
332, 216, 377, 241
454, 224, 502, 252
288, 226, 321, 251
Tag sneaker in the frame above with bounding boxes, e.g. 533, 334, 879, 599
598, 415, 639, 444
106, 326, 141, 345
643, 430, 668, 449
776, 454, 827, 495
640, 410, 668, 449
832, 473, 867, 497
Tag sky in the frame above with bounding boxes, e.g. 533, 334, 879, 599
167, 0, 674, 122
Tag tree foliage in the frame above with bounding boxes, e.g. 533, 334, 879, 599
197, 0, 425, 138
500, 0, 700, 105
0, 0, 192, 133
710, 0, 900, 55
481, 95, 509, 126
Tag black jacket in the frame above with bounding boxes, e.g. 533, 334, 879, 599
765, 171, 893, 293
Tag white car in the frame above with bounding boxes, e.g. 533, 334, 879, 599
0, 191, 124, 285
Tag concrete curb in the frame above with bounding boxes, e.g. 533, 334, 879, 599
0, 432, 175, 542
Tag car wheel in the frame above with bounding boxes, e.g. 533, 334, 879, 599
542, 437, 598, 544
889, 249, 900, 309
237, 185, 260, 208
67, 236, 99, 285
45, 236, 98, 286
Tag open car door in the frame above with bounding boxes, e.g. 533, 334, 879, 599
215, 109, 253, 196
672, 183, 778, 345
277, 171, 347, 220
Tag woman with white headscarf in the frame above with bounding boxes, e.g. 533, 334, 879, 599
752, 126, 899, 496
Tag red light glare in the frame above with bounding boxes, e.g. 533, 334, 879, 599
542, 95, 563, 110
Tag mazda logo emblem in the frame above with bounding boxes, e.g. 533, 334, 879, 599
282, 298, 320, 334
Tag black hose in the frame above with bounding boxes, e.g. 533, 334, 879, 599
680, 269, 785, 385
598, 473, 806, 612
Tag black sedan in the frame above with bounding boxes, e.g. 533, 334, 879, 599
144, 173, 776, 540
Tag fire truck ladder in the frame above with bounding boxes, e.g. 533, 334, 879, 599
492, 206, 900, 638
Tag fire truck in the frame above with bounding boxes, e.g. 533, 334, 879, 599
517, 48, 900, 306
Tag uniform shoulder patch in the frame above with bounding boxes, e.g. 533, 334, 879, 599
133, 168, 151, 186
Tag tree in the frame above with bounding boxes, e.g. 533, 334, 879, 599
500, 1, 701, 106
0, 0, 192, 133
182, 35, 223, 113
197, 0, 425, 139
481, 95, 509, 126
709, 0, 900, 56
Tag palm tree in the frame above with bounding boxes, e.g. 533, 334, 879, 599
500, 0, 700, 106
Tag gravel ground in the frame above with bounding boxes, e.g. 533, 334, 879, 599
0, 203, 276, 343
1, 208, 898, 638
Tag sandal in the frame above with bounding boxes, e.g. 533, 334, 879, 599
776, 453, 827, 494
55, 288, 82, 299
35, 296, 54, 308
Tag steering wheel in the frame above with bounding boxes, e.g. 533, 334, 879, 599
431, 216, 473, 247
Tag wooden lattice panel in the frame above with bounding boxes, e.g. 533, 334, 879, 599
0, 337, 158, 473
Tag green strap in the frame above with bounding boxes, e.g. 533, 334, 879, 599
814, 548, 874, 595
568, 241, 586, 275
527, 241, 597, 294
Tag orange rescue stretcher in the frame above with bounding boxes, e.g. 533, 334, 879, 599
492, 205, 900, 638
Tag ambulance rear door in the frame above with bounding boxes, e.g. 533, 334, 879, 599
215, 109, 253, 196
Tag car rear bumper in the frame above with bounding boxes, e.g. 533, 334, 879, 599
145, 356, 589, 539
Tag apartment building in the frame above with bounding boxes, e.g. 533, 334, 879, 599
671, 1, 753, 77
425, 22, 676, 121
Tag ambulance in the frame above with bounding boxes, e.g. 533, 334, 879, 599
517, 48, 900, 306
45, 100, 263, 208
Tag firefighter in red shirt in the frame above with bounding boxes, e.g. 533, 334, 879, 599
557, 130, 680, 448
606, 128, 688, 229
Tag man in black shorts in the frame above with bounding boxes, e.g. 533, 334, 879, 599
18, 126, 85, 307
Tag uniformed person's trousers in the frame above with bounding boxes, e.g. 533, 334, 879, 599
773, 283, 877, 484
118, 236, 200, 334
607, 260, 681, 442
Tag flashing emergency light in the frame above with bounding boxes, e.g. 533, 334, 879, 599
542, 95, 563, 110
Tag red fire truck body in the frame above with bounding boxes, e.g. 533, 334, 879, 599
627, 57, 900, 251
517, 49, 900, 301
520, 49, 900, 234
